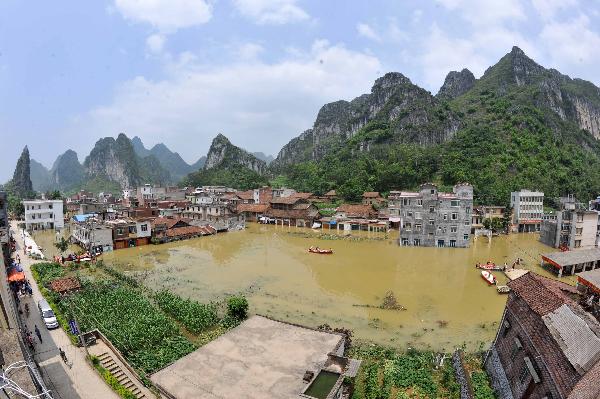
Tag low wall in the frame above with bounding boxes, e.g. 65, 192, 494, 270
452, 349, 474, 399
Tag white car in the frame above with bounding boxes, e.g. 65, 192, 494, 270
38, 299, 59, 329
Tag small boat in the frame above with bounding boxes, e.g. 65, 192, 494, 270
497, 285, 510, 294
481, 270, 497, 285
476, 263, 504, 271
308, 247, 333, 255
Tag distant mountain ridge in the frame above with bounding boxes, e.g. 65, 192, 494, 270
131, 136, 206, 181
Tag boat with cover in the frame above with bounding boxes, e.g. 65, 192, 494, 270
308, 246, 333, 254
481, 270, 497, 285
476, 262, 505, 271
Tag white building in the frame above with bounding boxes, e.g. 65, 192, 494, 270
510, 189, 544, 232
23, 199, 64, 231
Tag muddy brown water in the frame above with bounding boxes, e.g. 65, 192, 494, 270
35, 224, 571, 351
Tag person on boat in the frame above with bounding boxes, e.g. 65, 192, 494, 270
476, 262, 480, 268
503, 262, 508, 271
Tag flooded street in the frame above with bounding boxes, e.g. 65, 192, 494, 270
89, 224, 565, 351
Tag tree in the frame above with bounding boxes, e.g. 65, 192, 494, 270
54, 236, 69, 255
45, 190, 62, 200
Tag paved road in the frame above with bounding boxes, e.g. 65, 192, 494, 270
11, 221, 119, 399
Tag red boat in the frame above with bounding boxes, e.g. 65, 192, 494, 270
476, 262, 504, 271
481, 270, 497, 285
308, 247, 333, 255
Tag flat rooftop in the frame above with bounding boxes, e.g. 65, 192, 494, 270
151, 315, 344, 399
542, 248, 600, 268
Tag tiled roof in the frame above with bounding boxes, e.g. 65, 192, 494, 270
236, 190, 254, 200
543, 249, 600, 268
362, 192, 380, 198
507, 272, 578, 316
568, 360, 600, 399
270, 196, 303, 205
264, 207, 319, 220
50, 277, 81, 293
237, 204, 268, 213
152, 217, 192, 229
336, 204, 376, 219
543, 304, 600, 374
165, 225, 212, 237
292, 192, 313, 199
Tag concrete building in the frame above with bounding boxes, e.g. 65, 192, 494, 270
485, 272, 600, 399
71, 221, 114, 253
540, 196, 598, 250
23, 199, 64, 231
150, 315, 360, 399
541, 248, 600, 278
0, 191, 8, 246
511, 189, 544, 232
393, 183, 473, 248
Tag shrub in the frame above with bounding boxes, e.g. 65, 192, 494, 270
227, 296, 248, 321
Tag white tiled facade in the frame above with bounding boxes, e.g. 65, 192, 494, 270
23, 199, 64, 231
510, 190, 544, 232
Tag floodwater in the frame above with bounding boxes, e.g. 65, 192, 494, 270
92, 224, 570, 351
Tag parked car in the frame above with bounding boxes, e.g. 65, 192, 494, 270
38, 299, 58, 329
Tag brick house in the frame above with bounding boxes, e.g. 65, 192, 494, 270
264, 197, 320, 227
151, 217, 215, 243
485, 272, 600, 399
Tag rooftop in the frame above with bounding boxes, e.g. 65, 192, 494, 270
150, 315, 344, 399
542, 248, 600, 268
577, 268, 600, 293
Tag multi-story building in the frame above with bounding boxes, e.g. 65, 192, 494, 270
540, 196, 598, 250
485, 271, 600, 399
0, 191, 8, 246
23, 199, 64, 231
393, 183, 473, 248
511, 189, 544, 232
71, 221, 114, 253
183, 189, 244, 231
105, 218, 152, 249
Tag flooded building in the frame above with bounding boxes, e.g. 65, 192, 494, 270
362, 191, 385, 206
541, 248, 600, 277
485, 272, 600, 399
150, 315, 360, 399
264, 197, 320, 227
511, 189, 544, 232
540, 196, 598, 250
106, 218, 152, 249
71, 216, 114, 253
394, 183, 473, 248
23, 199, 64, 231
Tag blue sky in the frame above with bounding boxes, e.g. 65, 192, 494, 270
1, 0, 600, 182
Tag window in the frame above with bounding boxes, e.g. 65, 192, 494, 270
451, 200, 459, 207
429, 206, 435, 213
117, 228, 124, 235
49, 204, 53, 209
413, 239, 420, 246
416, 199, 423, 206
403, 198, 411, 206
415, 212, 422, 219
430, 189, 435, 194
577, 214, 584, 222
465, 221, 470, 226
450, 226, 457, 233
437, 240, 445, 247
428, 219, 435, 226
576, 227, 583, 235
407, 212, 413, 218
575, 240, 582, 248
141, 224, 148, 232
464, 234, 469, 241
519, 363, 529, 384
511, 337, 523, 360
401, 238, 409, 246
466, 207, 471, 214
415, 223, 422, 230
523, 357, 541, 384
404, 223, 412, 230
502, 318, 511, 337
451, 212, 458, 220
128, 226, 136, 234
449, 240, 456, 247
443, 213, 448, 221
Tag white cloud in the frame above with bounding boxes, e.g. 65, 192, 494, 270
411, 9, 422, 24
146, 33, 166, 53
531, 0, 578, 20
114, 0, 212, 31
236, 42, 264, 60
540, 15, 600, 66
232, 0, 309, 25
72, 41, 382, 160
435, 0, 525, 25
357, 23, 381, 42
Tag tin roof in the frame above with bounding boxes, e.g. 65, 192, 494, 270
542, 249, 600, 268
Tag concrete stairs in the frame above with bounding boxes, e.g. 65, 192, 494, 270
97, 352, 147, 399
